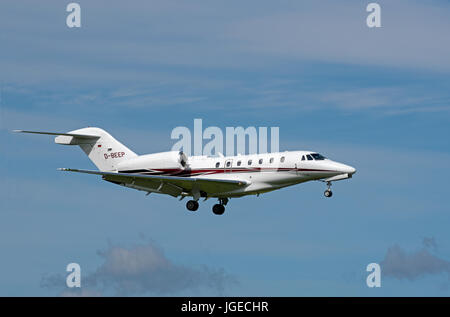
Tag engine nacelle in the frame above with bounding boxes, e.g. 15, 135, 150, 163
117, 151, 188, 172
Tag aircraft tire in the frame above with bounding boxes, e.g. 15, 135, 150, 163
212, 204, 225, 215
186, 200, 199, 211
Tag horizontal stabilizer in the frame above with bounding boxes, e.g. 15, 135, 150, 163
13, 130, 100, 145
13, 130, 100, 139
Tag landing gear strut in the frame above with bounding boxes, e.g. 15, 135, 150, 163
212, 198, 228, 215
186, 200, 199, 211
324, 181, 333, 198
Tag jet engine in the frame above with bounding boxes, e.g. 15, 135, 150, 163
117, 151, 188, 172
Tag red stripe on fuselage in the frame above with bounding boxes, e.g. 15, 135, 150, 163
118, 167, 339, 177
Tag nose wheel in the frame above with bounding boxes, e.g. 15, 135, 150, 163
324, 181, 333, 198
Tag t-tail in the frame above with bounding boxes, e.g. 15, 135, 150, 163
13, 127, 137, 171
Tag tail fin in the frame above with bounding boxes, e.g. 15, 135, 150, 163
14, 127, 138, 171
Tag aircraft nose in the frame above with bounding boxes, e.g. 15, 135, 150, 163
345, 165, 356, 175
336, 163, 356, 175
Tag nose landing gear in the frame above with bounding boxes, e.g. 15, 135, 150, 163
324, 181, 333, 198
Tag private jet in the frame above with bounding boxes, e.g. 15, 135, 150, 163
14, 127, 356, 215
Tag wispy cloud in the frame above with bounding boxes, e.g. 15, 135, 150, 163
384, 105, 450, 115
2, 0, 450, 88
4, 78, 448, 120
41, 241, 236, 296
316, 87, 450, 114
381, 238, 450, 281
227, 0, 450, 71
423, 237, 438, 251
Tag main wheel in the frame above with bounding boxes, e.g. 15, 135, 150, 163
212, 204, 225, 215
186, 200, 199, 211
324, 189, 333, 198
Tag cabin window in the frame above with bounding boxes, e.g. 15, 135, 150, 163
270, 157, 274, 163
237, 161, 241, 166
280, 156, 285, 163
259, 158, 263, 164
307, 154, 313, 161
248, 159, 252, 165
215, 162, 220, 168
226, 161, 231, 167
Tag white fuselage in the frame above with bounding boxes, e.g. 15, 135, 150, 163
116, 150, 356, 198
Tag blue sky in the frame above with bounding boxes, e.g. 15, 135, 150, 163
1, 0, 450, 296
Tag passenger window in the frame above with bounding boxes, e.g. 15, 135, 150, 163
226, 161, 231, 167
248, 159, 252, 165
237, 161, 241, 166
259, 159, 263, 164
270, 157, 274, 163
280, 156, 285, 163
215, 162, 220, 168
307, 154, 313, 161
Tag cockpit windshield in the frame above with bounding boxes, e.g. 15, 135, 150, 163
310, 153, 326, 160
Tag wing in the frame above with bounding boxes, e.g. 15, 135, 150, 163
58, 168, 249, 197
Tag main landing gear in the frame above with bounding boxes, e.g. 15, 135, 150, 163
186, 198, 229, 214
212, 198, 228, 215
324, 181, 333, 198
186, 200, 199, 211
